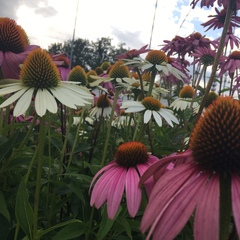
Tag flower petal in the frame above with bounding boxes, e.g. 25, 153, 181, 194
152, 111, 162, 127
148, 171, 209, 240
144, 110, 152, 123
107, 167, 127, 219
13, 88, 34, 116
194, 174, 219, 240
125, 168, 142, 217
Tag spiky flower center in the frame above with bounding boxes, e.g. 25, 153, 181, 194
201, 54, 215, 66
96, 94, 111, 108
0, 18, 27, 53
145, 50, 168, 65
86, 70, 97, 83
142, 72, 151, 82
229, 50, 240, 60
108, 60, 130, 78
191, 32, 202, 40
68, 65, 87, 85
179, 85, 195, 98
205, 91, 218, 108
142, 97, 164, 111
20, 48, 60, 89
100, 61, 111, 71
190, 97, 240, 174
95, 67, 103, 75
115, 141, 149, 167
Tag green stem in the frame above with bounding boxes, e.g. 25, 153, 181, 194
195, 0, 234, 124
219, 173, 232, 240
101, 88, 121, 167
33, 115, 46, 240
67, 108, 85, 168
147, 69, 157, 97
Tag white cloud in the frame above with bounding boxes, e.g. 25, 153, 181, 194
15, 0, 223, 50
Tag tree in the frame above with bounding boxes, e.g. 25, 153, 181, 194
48, 37, 129, 71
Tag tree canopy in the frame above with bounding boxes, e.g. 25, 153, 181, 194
48, 37, 129, 71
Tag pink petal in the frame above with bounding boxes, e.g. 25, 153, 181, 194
89, 161, 116, 192
125, 168, 142, 217
140, 164, 196, 233
90, 166, 119, 208
150, 172, 209, 240
137, 164, 155, 196
194, 174, 219, 240
231, 174, 240, 238
107, 167, 127, 219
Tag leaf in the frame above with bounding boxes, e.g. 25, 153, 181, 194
97, 205, 121, 240
52, 222, 85, 240
0, 191, 10, 222
15, 178, 34, 239
37, 219, 83, 239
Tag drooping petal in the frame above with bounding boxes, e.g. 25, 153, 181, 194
124, 106, 145, 113
231, 174, 240, 238
35, 89, 58, 116
144, 110, 152, 123
0, 86, 27, 109
107, 167, 127, 219
0, 83, 23, 96
152, 111, 162, 126
194, 174, 219, 240
90, 166, 119, 208
13, 88, 34, 116
140, 164, 197, 233
125, 168, 142, 217
51, 87, 77, 109
150, 171, 208, 240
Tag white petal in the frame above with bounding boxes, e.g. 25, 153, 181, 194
141, 63, 153, 71
62, 83, 93, 99
121, 101, 143, 108
0, 83, 23, 96
35, 89, 58, 116
124, 106, 145, 113
13, 88, 34, 116
144, 110, 152, 123
0, 87, 28, 108
51, 87, 77, 109
152, 111, 162, 127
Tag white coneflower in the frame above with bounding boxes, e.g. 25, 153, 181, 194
0, 48, 93, 117
121, 96, 179, 127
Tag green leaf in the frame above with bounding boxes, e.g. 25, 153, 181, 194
15, 178, 34, 239
115, 217, 132, 239
97, 205, 121, 240
52, 222, 85, 240
0, 191, 10, 222
37, 219, 83, 238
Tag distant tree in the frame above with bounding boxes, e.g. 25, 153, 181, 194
48, 37, 129, 71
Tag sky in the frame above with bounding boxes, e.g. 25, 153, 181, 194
0, 0, 223, 51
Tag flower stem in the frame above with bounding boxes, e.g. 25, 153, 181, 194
33, 115, 46, 240
101, 88, 121, 167
195, 0, 233, 124
147, 69, 157, 97
219, 173, 232, 240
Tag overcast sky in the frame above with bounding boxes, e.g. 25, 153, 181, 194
1, 0, 223, 50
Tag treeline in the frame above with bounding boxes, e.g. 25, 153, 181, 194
47, 37, 129, 71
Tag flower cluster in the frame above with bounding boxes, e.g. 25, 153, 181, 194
0, 2, 239, 239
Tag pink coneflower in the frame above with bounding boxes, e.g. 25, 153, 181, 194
89, 141, 159, 219
202, 8, 240, 32
190, 0, 240, 11
216, 32, 240, 50
184, 32, 218, 56
162, 57, 191, 84
191, 47, 218, 67
50, 53, 71, 81
160, 35, 188, 58
115, 44, 151, 60
218, 50, 240, 78
140, 96, 240, 240
0, 17, 40, 79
